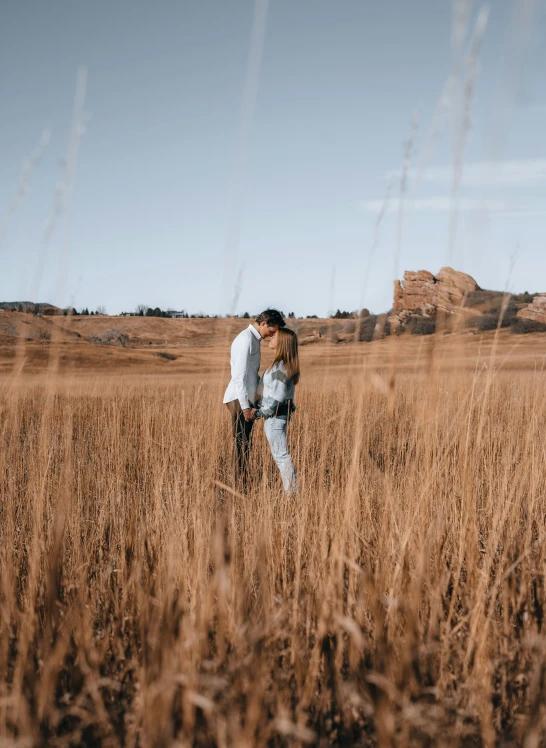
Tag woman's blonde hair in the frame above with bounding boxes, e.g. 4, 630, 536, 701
272, 327, 300, 384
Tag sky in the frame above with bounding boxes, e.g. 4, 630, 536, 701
1, 0, 546, 317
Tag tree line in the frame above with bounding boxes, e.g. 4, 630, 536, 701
2, 302, 329, 319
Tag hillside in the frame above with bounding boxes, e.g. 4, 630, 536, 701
0, 311, 331, 347
1, 308, 546, 378
2, 266, 546, 376
0, 311, 338, 375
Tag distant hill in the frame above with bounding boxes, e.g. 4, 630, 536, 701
0, 301, 60, 313
3, 266, 546, 344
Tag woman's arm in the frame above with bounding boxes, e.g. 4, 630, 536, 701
255, 368, 288, 419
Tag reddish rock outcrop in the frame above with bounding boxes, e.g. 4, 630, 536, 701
517, 294, 546, 324
393, 270, 437, 314
389, 267, 479, 331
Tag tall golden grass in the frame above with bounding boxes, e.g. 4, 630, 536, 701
1, 362, 546, 745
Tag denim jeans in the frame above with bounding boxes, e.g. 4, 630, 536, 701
264, 417, 296, 495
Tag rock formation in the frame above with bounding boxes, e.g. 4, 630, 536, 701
516, 294, 546, 324
389, 267, 480, 331
299, 329, 322, 346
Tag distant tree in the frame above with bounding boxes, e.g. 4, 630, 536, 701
136, 304, 147, 316
306, 314, 318, 319
145, 307, 153, 316
90, 311, 94, 315
288, 311, 295, 318
410, 318, 436, 336
511, 319, 546, 334
242, 311, 250, 319
88, 328, 129, 347
358, 315, 378, 342
96, 305, 107, 315
332, 309, 353, 319
153, 307, 162, 317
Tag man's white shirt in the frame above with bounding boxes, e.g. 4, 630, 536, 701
223, 324, 262, 409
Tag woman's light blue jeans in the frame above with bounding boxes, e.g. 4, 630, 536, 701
264, 417, 296, 495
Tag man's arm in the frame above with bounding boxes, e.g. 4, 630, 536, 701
231, 334, 253, 412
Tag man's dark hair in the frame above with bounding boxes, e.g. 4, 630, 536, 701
255, 308, 286, 328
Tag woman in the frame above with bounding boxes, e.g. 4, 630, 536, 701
255, 327, 299, 495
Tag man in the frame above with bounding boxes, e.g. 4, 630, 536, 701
224, 309, 285, 482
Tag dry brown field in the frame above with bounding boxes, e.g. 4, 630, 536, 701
1, 318, 546, 745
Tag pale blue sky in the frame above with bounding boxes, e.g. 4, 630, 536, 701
1, 1, 545, 316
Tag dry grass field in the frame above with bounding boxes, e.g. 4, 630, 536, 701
2, 323, 546, 745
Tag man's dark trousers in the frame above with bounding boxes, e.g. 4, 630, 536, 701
226, 400, 254, 483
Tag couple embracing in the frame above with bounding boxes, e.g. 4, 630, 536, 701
223, 309, 299, 495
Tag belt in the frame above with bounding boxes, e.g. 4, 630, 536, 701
273, 400, 295, 417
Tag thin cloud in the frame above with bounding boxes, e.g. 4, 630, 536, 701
360, 196, 515, 214
502, 209, 546, 217
387, 159, 546, 187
